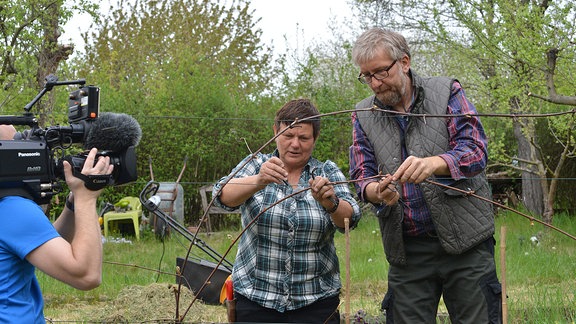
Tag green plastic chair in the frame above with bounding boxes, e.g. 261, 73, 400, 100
103, 196, 142, 240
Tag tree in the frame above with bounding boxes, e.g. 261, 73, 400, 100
64, 0, 278, 221
0, 0, 98, 123
268, 10, 372, 172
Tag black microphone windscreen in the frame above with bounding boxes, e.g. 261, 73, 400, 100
84, 112, 142, 152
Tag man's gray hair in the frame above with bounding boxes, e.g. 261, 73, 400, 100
352, 28, 411, 66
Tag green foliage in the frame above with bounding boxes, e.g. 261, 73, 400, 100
0, 3, 43, 114
0, 0, 99, 118
57, 0, 282, 220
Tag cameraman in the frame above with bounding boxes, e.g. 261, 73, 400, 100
0, 143, 113, 323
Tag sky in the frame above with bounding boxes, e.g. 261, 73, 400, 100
62, 0, 354, 57
248, 0, 353, 55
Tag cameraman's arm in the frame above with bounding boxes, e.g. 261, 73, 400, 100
53, 192, 76, 241
26, 148, 113, 290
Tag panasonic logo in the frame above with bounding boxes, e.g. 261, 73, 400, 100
18, 152, 41, 157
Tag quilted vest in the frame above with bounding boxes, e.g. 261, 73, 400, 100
356, 72, 494, 265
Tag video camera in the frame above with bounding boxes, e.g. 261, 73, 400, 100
0, 74, 140, 205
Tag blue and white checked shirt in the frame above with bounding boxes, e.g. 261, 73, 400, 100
213, 151, 362, 312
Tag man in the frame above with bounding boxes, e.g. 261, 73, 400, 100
0, 124, 113, 324
349, 28, 501, 323
213, 99, 362, 323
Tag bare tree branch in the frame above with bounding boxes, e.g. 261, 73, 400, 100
528, 48, 576, 106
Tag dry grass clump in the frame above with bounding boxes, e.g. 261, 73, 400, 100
45, 283, 227, 323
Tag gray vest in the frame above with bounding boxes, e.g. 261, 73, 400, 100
356, 73, 494, 265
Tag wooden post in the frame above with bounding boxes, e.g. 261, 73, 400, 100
500, 226, 508, 324
344, 218, 350, 323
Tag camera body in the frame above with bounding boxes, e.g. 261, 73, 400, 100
0, 76, 137, 205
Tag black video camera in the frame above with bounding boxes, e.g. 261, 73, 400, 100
0, 74, 138, 205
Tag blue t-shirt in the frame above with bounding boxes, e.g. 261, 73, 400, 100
0, 196, 60, 323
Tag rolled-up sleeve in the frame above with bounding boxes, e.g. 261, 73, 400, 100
440, 82, 488, 180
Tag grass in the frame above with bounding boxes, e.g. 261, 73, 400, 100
494, 212, 576, 324
39, 210, 576, 323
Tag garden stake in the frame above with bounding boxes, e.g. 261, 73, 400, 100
345, 218, 351, 324
500, 226, 508, 324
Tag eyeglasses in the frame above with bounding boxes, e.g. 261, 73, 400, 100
357, 60, 397, 84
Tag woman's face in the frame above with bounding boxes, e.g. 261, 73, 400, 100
274, 122, 315, 171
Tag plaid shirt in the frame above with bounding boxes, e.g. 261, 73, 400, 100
214, 151, 362, 312
349, 81, 488, 236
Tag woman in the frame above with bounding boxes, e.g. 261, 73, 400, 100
213, 98, 362, 323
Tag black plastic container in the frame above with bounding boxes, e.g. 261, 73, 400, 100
176, 257, 232, 305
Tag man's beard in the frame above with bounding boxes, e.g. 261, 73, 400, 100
377, 89, 402, 107
376, 73, 407, 108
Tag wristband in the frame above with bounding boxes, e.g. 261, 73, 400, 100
325, 196, 339, 213
65, 194, 75, 212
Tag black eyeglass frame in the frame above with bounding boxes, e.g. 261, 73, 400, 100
357, 60, 397, 84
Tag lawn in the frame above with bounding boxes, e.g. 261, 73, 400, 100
40, 209, 576, 323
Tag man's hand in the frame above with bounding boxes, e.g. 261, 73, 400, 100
64, 148, 114, 197
392, 156, 448, 184
373, 175, 400, 206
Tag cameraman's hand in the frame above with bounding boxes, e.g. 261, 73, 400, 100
64, 148, 114, 198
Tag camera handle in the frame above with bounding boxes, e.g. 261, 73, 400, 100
24, 74, 86, 113
0, 115, 38, 126
68, 167, 113, 191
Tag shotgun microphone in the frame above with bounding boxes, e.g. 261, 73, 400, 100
83, 112, 142, 152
